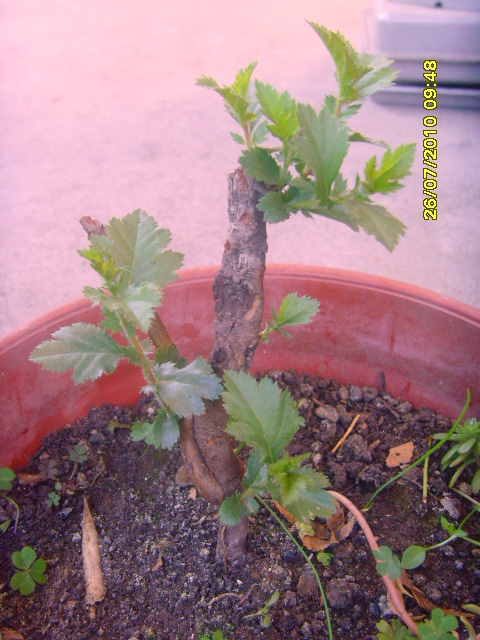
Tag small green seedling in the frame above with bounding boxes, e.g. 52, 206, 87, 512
373, 544, 426, 580
68, 443, 88, 464
433, 416, 480, 493
10, 546, 47, 595
316, 551, 333, 567
376, 609, 458, 640
416, 608, 458, 639
45, 483, 62, 509
198, 631, 224, 640
376, 618, 415, 639
244, 589, 279, 628
38, 458, 59, 481
0, 467, 20, 533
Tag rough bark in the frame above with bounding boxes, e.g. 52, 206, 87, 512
190, 168, 269, 558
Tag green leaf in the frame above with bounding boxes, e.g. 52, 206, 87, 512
309, 23, 398, 103
212, 631, 224, 640
131, 411, 179, 450
230, 131, 245, 145
257, 191, 291, 223
296, 104, 349, 202
401, 545, 426, 570
30, 323, 124, 383
255, 81, 298, 141
417, 608, 458, 639
376, 619, 415, 639
10, 571, 35, 596
373, 545, 402, 579
243, 447, 265, 489
239, 147, 282, 186
268, 453, 310, 505
197, 63, 258, 128
0, 467, 15, 491
118, 338, 154, 366
30, 558, 47, 584
219, 493, 245, 525
154, 344, 188, 368
12, 546, 36, 570
364, 143, 416, 194
349, 131, 388, 148
472, 468, 480, 494
355, 52, 399, 98
329, 194, 406, 251
87, 283, 162, 333
94, 210, 183, 289
99, 307, 123, 332
275, 293, 319, 328
222, 372, 303, 463
148, 358, 222, 418
271, 465, 335, 523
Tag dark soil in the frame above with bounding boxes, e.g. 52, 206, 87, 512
1, 372, 479, 640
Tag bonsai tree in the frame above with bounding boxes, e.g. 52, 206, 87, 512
30, 23, 415, 563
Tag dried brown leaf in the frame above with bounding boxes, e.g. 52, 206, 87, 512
82, 497, 106, 604
386, 442, 414, 467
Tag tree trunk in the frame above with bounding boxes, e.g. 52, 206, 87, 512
180, 168, 269, 559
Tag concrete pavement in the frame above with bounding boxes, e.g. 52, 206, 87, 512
1, 0, 479, 339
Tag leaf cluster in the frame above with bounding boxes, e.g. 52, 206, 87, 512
433, 417, 480, 494
30, 212, 223, 452
10, 546, 47, 596
218, 372, 335, 529
376, 609, 458, 640
198, 24, 415, 251
68, 443, 88, 464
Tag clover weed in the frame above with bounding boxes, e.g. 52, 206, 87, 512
10, 546, 47, 596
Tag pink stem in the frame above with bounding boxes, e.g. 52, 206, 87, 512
328, 490, 418, 636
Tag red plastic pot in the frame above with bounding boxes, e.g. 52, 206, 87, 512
1, 265, 479, 469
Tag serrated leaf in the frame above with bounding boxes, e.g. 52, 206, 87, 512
95, 210, 183, 289
355, 52, 399, 97
99, 307, 122, 332
219, 493, 245, 525
118, 338, 153, 366
251, 119, 270, 145
257, 191, 291, 223
255, 81, 298, 141
133, 412, 180, 450
230, 131, 246, 145
309, 22, 398, 102
30, 323, 123, 384
239, 147, 282, 186
114, 284, 161, 333
276, 293, 319, 327
197, 63, 258, 128
154, 344, 188, 368
148, 358, 222, 418
296, 104, 349, 202
268, 453, 310, 505
278, 466, 335, 523
329, 194, 406, 251
222, 372, 303, 463
349, 131, 388, 148
364, 143, 416, 194
401, 545, 426, 570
